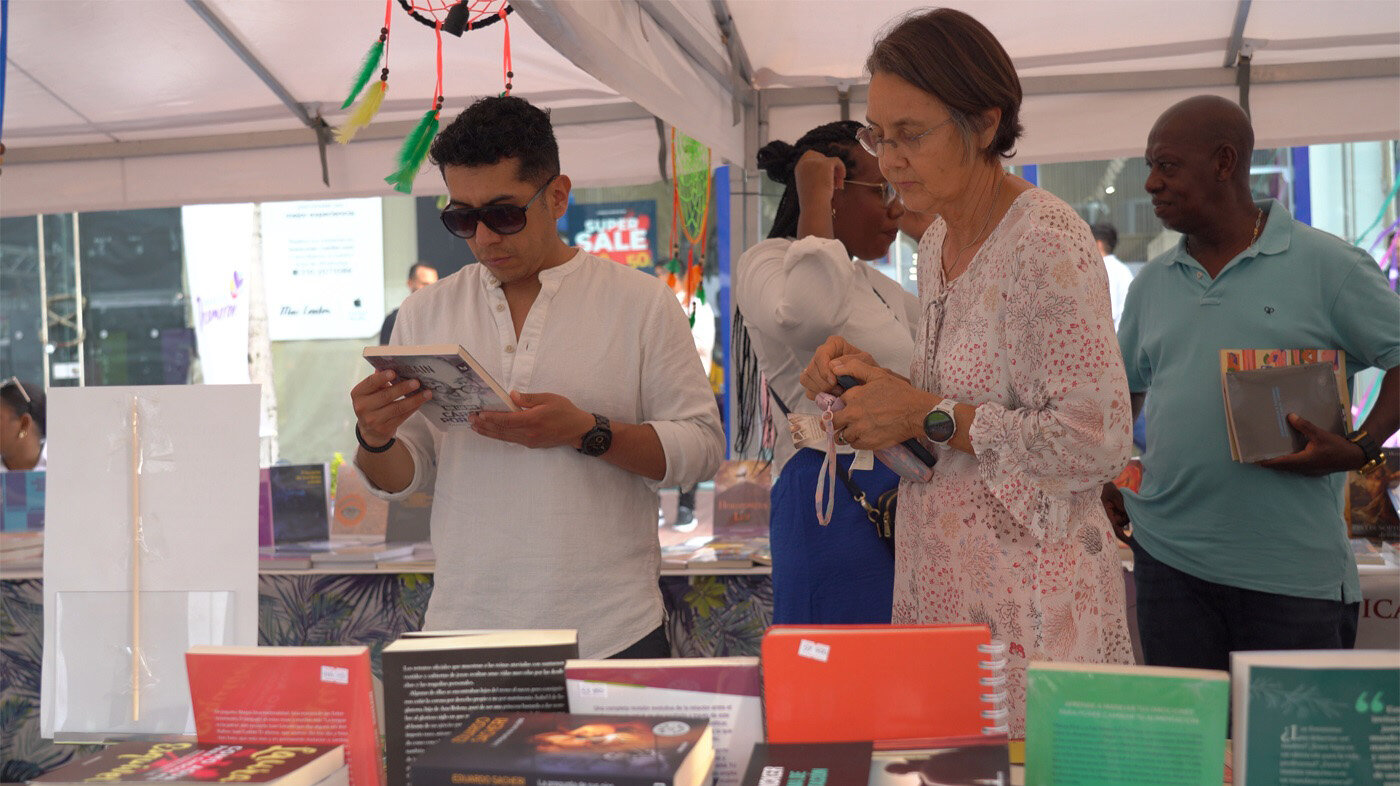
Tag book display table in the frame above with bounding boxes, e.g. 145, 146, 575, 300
0, 567, 772, 780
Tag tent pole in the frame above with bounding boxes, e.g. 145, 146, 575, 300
184, 0, 332, 185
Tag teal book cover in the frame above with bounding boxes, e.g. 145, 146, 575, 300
1025, 662, 1229, 786
1233, 651, 1399, 786
1, 471, 45, 532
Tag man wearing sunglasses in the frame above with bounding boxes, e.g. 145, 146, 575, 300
0, 377, 46, 472
349, 96, 724, 660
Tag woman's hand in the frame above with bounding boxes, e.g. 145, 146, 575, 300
801, 335, 875, 399
828, 358, 936, 450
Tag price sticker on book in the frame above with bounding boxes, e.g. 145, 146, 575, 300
320, 664, 350, 685
576, 682, 608, 698
797, 639, 830, 663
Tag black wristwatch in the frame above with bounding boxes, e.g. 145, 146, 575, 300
1347, 429, 1386, 475
577, 413, 613, 457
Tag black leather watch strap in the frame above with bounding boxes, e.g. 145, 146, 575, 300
1347, 429, 1385, 474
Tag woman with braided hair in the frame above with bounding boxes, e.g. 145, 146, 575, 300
732, 120, 916, 623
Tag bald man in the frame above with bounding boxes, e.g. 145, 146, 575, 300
1103, 95, 1399, 669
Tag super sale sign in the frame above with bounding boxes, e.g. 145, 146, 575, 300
566, 200, 657, 271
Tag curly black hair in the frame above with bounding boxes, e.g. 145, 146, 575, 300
429, 95, 560, 185
731, 120, 864, 455
756, 120, 864, 240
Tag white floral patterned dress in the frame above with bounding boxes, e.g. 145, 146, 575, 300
895, 188, 1135, 736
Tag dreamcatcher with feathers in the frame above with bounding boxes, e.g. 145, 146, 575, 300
335, 0, 515, 193
665, 128, 713, 327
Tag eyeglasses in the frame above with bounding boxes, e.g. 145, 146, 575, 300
439, 174, 558, 239
844, 179, 899, 205
856, 117, 953, 157
0, 376, 31, 414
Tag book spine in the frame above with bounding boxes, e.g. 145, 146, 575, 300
978, 640, 1010, 736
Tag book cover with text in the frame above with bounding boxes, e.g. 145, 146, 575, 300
411, 712, 713, 786
32, 741, 344, 786
186, 645, 383, 786
1025, 662, 1228, 786
363, 344, 517, 428
567, 656, 762, 786
382, 630, 578, 786
1232, 650, 1399, 786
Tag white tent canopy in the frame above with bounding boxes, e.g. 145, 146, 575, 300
4, 0, 1398, 217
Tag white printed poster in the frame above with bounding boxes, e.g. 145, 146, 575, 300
181, 203, 253, 384
261, 198, 384, 341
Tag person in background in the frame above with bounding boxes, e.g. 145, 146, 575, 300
802, 9, 1133, 734
733, 120, 916, 624
1091, 222, 1136, 330
349, 96, 723, 659
379, 262, 440, 344
1104, 94, 1400, 671
0, 377, 46, 472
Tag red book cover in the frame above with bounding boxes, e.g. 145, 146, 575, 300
760, 624, 1004, 744
186, 646, 384, 786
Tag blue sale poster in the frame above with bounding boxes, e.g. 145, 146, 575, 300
565, 200, 658, 272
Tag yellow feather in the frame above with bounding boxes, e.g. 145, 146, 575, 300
335, 81, 386, 144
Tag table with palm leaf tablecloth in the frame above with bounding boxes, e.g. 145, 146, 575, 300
0, 568, 771, 781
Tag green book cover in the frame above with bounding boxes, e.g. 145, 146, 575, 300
1025, 662, 1229, 786
1233, 650, 1399, 786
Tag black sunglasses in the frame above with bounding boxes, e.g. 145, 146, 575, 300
439, 175, 558, 240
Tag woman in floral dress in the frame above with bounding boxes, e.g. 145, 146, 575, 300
799, 8, 1134, 735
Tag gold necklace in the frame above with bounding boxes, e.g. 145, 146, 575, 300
1187, 206, 1264, 257
944, 174, 1004, 278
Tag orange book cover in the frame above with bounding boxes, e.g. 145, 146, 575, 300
185, 646, 384, 786
760, 624, 1003, 744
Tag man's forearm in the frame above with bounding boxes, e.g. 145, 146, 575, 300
356, 440, 417, 494
597, 422, 667, 481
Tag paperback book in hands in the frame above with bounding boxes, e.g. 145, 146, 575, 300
363, 344, 518, 428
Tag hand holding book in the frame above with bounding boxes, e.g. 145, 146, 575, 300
1255, 413, 1367, 477
469, 391, 597, 450
351, 369, 433, 447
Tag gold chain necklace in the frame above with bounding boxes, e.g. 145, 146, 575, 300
944, 174, 1004, 279
1188, 206, 1264, 257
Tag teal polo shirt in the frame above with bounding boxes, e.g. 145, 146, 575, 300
1118, 199, 1400, 603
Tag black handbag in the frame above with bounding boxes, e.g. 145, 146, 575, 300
835, 460, 896, 557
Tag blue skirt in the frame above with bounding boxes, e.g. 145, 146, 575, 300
769, 448, 897, 624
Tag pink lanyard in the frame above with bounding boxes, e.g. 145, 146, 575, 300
814, 402, 837, 527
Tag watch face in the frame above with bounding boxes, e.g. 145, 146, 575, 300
923, 410, 956, 443
581, 429, 612, 456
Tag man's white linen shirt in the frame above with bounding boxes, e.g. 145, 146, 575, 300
358, 249, 724, 657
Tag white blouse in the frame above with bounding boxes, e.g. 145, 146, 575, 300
734, 236, 919, 474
